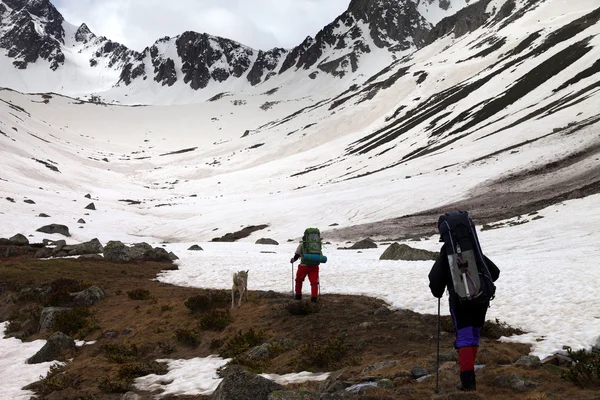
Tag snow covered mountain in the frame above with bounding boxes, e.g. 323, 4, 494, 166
0, 0, 440, 102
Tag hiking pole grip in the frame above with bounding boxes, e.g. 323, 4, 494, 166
435, 297, 441, 393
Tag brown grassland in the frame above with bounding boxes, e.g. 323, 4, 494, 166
0, 252, 599, 399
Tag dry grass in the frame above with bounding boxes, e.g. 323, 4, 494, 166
1, 254, 599, 399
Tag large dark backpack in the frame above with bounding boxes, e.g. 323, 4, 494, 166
301, 228, 325, 266
438, 211, 496, 302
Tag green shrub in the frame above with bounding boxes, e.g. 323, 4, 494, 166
199, 309, 233, 331
98, 376, 131, 393
285, 300, 320, 316
127, 289, 152, 300
52, 306, 92, 336
117, 362, 168, 380
184, 295, 212, 313
561, 347, 600, 387
35, 363, 79, 395
158, 341, 175, 355
481, 318, 525, 339
102, 343, 141, 364
296, 338, 348, 370
220, 329, 268, 358
174, 329, 199, 347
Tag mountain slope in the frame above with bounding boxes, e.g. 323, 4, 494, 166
0, 0, 434, 103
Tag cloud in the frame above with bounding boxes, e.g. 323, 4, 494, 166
52, 0, 351, 51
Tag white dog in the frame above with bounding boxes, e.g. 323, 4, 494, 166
231, 270, 249, 308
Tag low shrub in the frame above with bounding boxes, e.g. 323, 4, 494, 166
127, 289, 152, 300
220, 328, 268, 358
158, 341, 175, 355
296, 338, 348, 370
117, 362, 168, 380
44, 279, 91, 306
34, 363, 79, 395
174, 329, 199, 347
199, 309, 233, 331
52, 306, 92, 336
98, 376, 131, 393
184, 295, 212, 313
561, 347, 600, 387
481, 318, 525, 339
285, 300, 320, 316
102, 343, 141, 364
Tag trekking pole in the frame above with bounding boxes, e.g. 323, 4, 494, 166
291, 261, 295, 298
435, 297, 441, 394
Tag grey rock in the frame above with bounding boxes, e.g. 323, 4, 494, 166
36, 224, 71, 237
256, 238, 279, 245
64, 238, 103, 256
493, 374, 538, 391
85, 202, 96, 210
541, 354, 573, 367
24, 199, 36, 204
120, 392, 141, 400
28, 332, 75, 364
38, 213, 50, 218
515, 355, 541, 369
103, 241, 130, 262
188, 244, 203, 251
410, 366, 429, 379
379, 243, 437, 261
168, 251, 179, 260
348, 238, 377, 250
9, 233, 29, 245
212, 365, 284, 400
77, 218, 86, 224
39, 307, 71, 333
103, 331, 118, 338
77, 254, 104, 260
373, 306, 392, 316
84, 193, 92, 199
361, 360, 399, 373
34, 247, 53, 259
127, 242, 153, 259
122, 328, 134, 335
72, 286, 106, 305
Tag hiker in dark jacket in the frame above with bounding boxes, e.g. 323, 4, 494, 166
429, 239, 500, 391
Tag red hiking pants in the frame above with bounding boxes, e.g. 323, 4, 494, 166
295, 265, 319, 297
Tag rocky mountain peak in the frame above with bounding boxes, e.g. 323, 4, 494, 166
75, 23, 96, 44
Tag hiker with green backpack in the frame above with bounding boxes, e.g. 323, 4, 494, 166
290, 228, 327, 302
429, 211, 500, 392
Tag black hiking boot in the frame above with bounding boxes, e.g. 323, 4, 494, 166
311, 297, 318, 303
457, 371, 476, 391
294, 293, 302, 301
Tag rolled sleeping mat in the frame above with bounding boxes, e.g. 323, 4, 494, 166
302, 254, 327, 264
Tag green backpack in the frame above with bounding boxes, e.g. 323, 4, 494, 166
301, 228, 323, 266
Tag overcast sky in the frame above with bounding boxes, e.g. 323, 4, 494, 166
51, 0, 351, 50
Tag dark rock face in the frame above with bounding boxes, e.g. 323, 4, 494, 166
426, 0, 493, 44
174, 31, 254, 90
27, 332, 75, 364
0, 0, 65, 69
36, 224, 71, 237
256, 238, 279, 245
379, 243, 438, 261
247, 48, 287, 85
74, 23, 95, 44
212, 365, 284, 400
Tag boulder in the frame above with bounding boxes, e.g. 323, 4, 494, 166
64, 238, 103, 256
410, 366, 429, 379
141, 247, 172, 262
515, 355, 541, 369
103, 241, 131, 262
36, 224, 71, 237
77, 218, 86, 224
34, 247, 53, 259
127, 242, 153, 259
348, 238, 377, 250
493, 374, 538, 391
256, 238, 279, 245
72, 286, 106, 305
85, 202, 96, 210
188, 245, 203, 251
39, 307, 72, 333
168, 251, 179, 260
24, 199, 36, 204
379, 243, 437, 261
27, 332, 75, 364
38, 213, 50, 218
212, 365, 284, 400
9, 234, 29, 246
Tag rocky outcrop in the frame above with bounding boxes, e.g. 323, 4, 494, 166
425, 0, 494, 44
27, 332, 75, 364
379, 243, 438, 261
36, 224, 71, 237
103, 241, 175, 262
39, 307, 71, 333
256, 238, 279, 245
212, 365, 284, 400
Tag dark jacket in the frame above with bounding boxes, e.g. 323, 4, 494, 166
428, 245, 500, 305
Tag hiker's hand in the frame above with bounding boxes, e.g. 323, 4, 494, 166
290, 258, 295, 264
